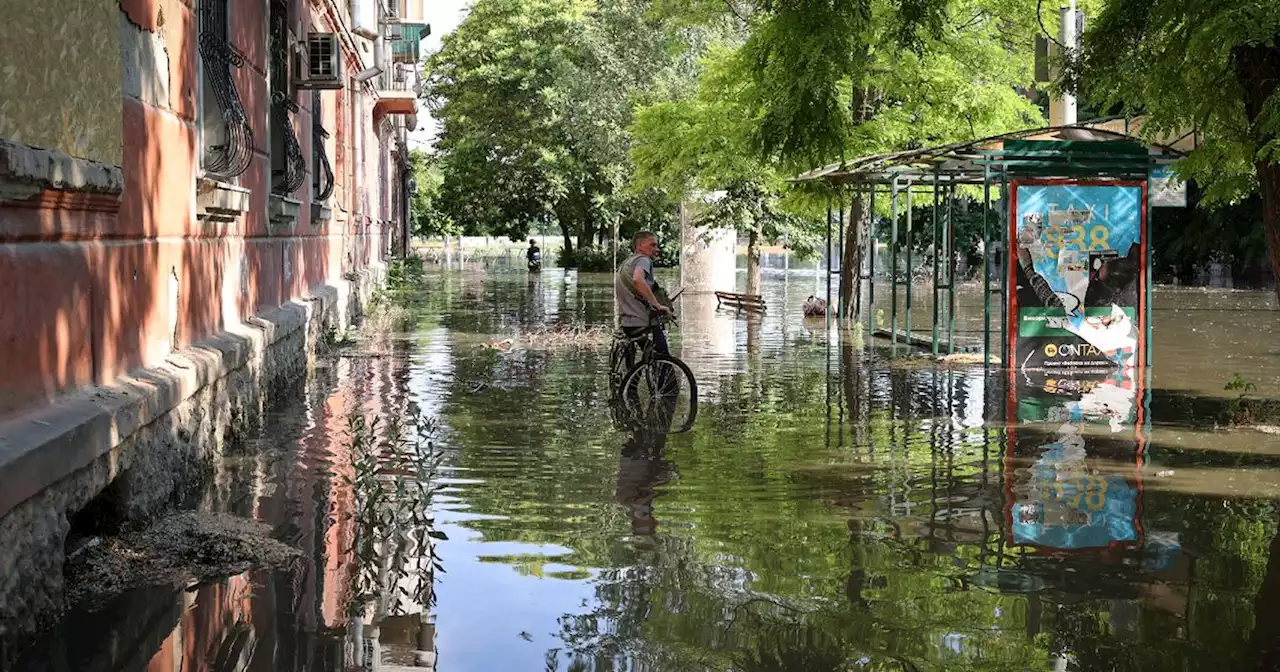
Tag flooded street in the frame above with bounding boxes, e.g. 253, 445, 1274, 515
20, 266, 1280, 671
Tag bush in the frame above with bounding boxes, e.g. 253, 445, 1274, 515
556, 245, 616, 272
387, 255, 425, 287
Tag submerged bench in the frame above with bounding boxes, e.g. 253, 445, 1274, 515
715, 291, 767, 313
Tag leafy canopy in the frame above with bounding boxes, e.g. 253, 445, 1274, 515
1070, 0, 1280, 203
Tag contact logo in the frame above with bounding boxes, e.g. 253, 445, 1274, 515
1044, 342, 1103, 357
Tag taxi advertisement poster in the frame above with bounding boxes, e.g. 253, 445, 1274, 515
1007, 180, 1148, 373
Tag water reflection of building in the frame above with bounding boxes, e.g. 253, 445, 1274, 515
18, 327, 441, 670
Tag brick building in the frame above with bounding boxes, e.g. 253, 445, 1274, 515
0, 0, 427, 656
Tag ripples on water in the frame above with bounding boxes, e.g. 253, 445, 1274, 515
19, 265, 1280, 672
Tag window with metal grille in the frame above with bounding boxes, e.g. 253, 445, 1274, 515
312, 91, 335, 201
270, 0, 306, 195
198, 0, 253, 179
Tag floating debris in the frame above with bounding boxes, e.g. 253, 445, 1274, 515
803, 295, 828, 316
64, 512, 301, 611
481, 324, 613, 352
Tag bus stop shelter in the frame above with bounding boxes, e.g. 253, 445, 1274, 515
790, 119, 1189, 366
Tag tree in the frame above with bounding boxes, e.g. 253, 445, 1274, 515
631, 45, 825, 294
407, 149, 459, 240
635, 2, 1044, 310
1069, 0, 1280, 297
758, 0, 1043, 318
426, 0, 587, 249
425, 0, 691, 265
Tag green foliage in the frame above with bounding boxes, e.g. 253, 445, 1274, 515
1070, 0, 1280, 205
631, 45, 825, 253
408, 150, 458, 239
1226, 373, 1261, 426
729, 0, 1043, 167
426, 0, 692, 252
344, 406, 445, 615
902, 197, 987, 267
1070, 1, 1280, 298
558, 245, 616, 271
387, 255, 425, 288
1153, 192, 1271, 287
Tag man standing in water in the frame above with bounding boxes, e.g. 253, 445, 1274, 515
615, 231, 673, 355
526, 238, 541, 271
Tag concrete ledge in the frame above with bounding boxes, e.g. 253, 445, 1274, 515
196, 178, 251, 226
0, 140, 124, 202
0, 264, 385, 661
268, 194, 302, 231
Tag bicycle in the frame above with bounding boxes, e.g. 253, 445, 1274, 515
608, 313, 698, 434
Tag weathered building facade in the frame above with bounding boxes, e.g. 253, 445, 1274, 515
0, 0, 426, 657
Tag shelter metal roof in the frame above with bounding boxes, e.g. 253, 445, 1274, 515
790, 118, 1191, 187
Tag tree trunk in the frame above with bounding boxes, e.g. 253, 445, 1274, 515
577, 193, 596, 252
1251, 525, 1280, 669
559, 222, 574, 265
840, 195, 866, 321
1234, 43, 1280, 300
1257, 162, 1280, 300
745, 230, 762, 296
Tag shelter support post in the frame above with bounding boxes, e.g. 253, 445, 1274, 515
826, 197, 833, 332
932, 169, 941, 357
983, 164, 992, 367
948, 185, 957, 354
906, 183, 914, 345
1000, 170, 1010, 365
890, 179, 900, 346
838, 188, 847, 324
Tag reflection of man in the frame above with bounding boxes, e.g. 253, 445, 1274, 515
614, 387, 679, 538
614, 429, 672, 537
615, 231, 673, 356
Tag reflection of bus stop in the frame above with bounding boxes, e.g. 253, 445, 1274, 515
791, 119, 1189, 366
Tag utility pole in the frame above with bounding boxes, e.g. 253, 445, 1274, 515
1049, 0, 1081, 126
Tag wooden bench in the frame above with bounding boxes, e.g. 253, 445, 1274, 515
715, 291, 767, 313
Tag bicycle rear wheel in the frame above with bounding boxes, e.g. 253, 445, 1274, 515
619, 355, 698, 433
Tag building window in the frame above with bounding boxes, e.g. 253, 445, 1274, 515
270, 0, 306, 195
198, 0, 253, 179
312, 91, 335, 201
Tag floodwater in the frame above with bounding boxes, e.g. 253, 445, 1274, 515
16, 265, 1280, 672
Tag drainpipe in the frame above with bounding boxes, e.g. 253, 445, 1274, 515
401, 134, 411, 258
321, 0, 372, 76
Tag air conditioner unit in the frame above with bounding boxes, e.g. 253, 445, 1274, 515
297, 33, 344, 90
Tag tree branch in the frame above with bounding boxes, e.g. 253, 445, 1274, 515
722, 0, 748, 24
1037, 0, 1065, 49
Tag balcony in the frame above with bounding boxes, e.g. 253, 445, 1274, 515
374, 65, 418, 126
385, 22, 430, 65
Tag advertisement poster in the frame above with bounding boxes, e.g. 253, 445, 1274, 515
1009, 181, 1147, 372
1005, 370, 1146, 552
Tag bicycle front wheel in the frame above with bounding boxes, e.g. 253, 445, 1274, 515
619, 355, 698, 434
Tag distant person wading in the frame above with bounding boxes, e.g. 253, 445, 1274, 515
526, 239, 542, 272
